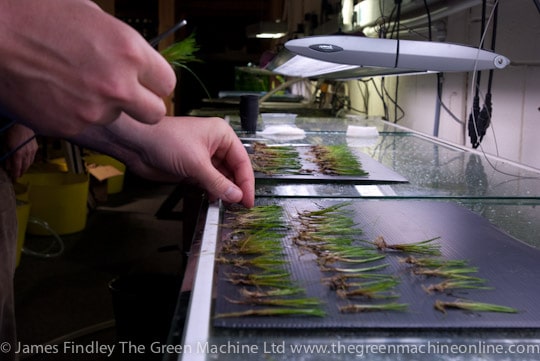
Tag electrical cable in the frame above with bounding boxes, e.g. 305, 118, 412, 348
22, 217, 65, 258
382, 80, 405, 122
377, 2, 404, 123
393, 1, 402, 123
374, 4, 396, 123
422, 0, 446, 137
349, 106, 367, 115
422, 0, 447, 136
378, 1, 391, 37
389, 3, 400, 40
433, 73, 443, 136
468, 0, 487, 148
468, 0, 538, 179
378, 78, 390, 120
475, 3, 498, 148
423, 0, 433, 41
470, 1, 498, 149
356, 80, 370, 113
438, 93, 465, 125
0, 118, 16, 133
369, 76, 405, 123
0, 134, 37, 163
372, 1, 407, 126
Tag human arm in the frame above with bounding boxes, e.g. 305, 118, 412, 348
0, 0, 175, 138
69, 114, 255, 208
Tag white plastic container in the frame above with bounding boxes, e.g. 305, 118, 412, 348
260, 113, 297, 128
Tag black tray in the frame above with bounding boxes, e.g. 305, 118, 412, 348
252, 146, 408, 184
214, 199, 540, 329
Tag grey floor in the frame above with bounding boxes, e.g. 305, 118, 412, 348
14, 175, 191, 361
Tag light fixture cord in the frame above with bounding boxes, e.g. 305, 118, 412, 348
468, 0, 487, 149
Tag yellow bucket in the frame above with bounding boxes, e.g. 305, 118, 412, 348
47, 157, 69, 172
84, 154, 126, 194
18, 172, 89, 235
14, 182, 30, 202
14, 182, 31, 267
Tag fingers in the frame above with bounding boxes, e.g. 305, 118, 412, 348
221, 137, 255, 208
198, 165, 254, 208
232, 163, 255, 208
139, 45, 177, 99
196, 137, 254, 208
6, 147, 34, 180
5, 158, 20, 180
121, 86, 168, 126
120, 34, 177, 125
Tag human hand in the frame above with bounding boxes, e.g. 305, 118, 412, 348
0, 0, 175, 137
73, 115, 255, 208
126, 116, 255, 208
3, 124, 38, 181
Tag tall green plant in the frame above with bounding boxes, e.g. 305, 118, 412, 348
160, 33, 211, 99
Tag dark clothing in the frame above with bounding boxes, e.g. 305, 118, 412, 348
0, 167, 17, 361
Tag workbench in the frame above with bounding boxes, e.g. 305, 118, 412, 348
167, 116, 540, 361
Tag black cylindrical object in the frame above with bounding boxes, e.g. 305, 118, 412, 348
239, 95, 259, 132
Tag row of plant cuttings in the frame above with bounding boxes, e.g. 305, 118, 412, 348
216, 202, 517, 317
249, 142, 368, 176
216, 204, 326, 318
374, 219, 517, 314
401, 254, 518, 314
292, 201, 407, 313
308, 144, 368, 176
249, 143, 306, 175
292, 202, 518, 315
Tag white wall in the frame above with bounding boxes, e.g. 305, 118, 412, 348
349, 0, 540, 170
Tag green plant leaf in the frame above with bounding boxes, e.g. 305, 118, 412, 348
160, 32, 201, 65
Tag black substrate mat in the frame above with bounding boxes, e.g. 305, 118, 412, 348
214, 199, 540, 329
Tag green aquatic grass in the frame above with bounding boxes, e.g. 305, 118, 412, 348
227, 204, 285, 230
299, 201, 354, 217
215, 307, 326, 318
239, 287, 305, 298
160, 33, 211, 99
310, 144, 368, 176
216, 255, 286, 271
413, 266, 483, 281
223, 204, 287, 257
401, 256, 469, 268
294, 202, 363, 250
374, 236, 442, 256
434, 300, 518, 314
423, 279, 493, 294
226, 296, 322, 308
161, 32, 201, 65
317, 253, 385, 266
319, 246, 381, 257
226, 272, 293, 288
250, 143, 303, 175
235, 232, 284, 255
322, 272, 395, 285
336, 278, 400, 299
320, 263, 389, 273
339, 302, 408, 313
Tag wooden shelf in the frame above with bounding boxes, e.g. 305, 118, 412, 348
92, 0, 176, 115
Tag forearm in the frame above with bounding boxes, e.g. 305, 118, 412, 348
69, 113, 255, 207
67, 113, 174, 181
